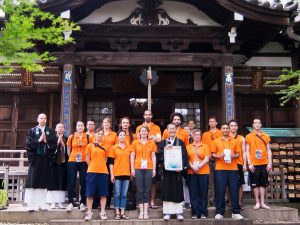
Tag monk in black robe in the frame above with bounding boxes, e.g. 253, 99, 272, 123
158, 123, 189, 221
24, 113, 57, 211
47, 123, 68, 209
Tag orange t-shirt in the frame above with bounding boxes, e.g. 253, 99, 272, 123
135, 122, 162, 137
202, 129, 222, 153
162, 127, 189, 146
231, 134, 244, 166
67, 132, 94, 162
125, 132, 136, 146
131, 139, 157, 169
109, 144, 131, 176
102, 130, 118, 155
186, 142, 210, 175
86, 143, 109, 174
211, 137, 241, 171
86, 132, 95, 140
245, 131, 271, 166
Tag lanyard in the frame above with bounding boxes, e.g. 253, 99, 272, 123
221, 138, 231, 150
192, 145, 202, 160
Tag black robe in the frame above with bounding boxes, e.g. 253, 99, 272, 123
48, 135, 68, 191
25, 126, 57, 189
158, 137, 189, 203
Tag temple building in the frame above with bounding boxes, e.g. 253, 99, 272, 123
0, 0, 300, 149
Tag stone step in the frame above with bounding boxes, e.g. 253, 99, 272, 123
49, 218, 253, 225
1, 205, 298, 224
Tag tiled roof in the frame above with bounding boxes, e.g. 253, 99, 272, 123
244, 0, 298, 11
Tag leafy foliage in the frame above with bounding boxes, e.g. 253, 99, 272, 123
266, 69, 300, 106
0, 0, 80, 73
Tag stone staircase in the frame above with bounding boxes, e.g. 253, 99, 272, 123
1, 205, 298, 225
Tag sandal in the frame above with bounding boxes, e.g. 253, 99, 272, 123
114, 214, 121, 220
143, 214, 149, 220
99, 212, 107, 220
150, 204, 158, 209
121, 214, 129, 220
138, 213, 143, 220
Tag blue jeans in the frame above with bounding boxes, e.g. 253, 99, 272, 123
187, 174, 209, 217
67, 162, 87, 204
215, 170, 240, 215
114, 179, 129, 209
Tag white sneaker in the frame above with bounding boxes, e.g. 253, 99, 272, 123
163, 214, 171, 221
39, 204, 48, 211
85, 211, 93, 221
79, 203, 86, 211
215, 214, 223, 219
232, 213, 244, 220
50, 203, 56, 209
177, 214, 184, 221
58, 203, 65, 209
66, 203, 73, 212
201, 215, 207, 219
27, 207, 36, 212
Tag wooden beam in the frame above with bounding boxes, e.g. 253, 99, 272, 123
55, 52, 224, 67
203, 68, 221, 91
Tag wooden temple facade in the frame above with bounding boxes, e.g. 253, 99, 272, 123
1, 0, 300, 149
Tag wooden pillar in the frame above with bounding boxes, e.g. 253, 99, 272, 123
221, 54, 235, 122
61, 46, 75, 136
11, 96, 19, 149
49, 93, 54, 128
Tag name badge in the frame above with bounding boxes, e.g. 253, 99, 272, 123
224, 149, 231, 164
141, 159, 148, 169
255, 149, 262, 159
76, 153, 82, 162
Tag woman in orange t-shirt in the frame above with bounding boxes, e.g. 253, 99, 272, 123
66, 121, 91, 211
130, 126, 157, 220
186, 129, 210, 219
84, 128, 109, 221
102, 117, 118, 209
108, 130, 131, 220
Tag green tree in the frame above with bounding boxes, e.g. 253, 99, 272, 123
266, 69, 300, 106
0, 0, 80, 73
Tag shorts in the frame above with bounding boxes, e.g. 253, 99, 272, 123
237, 164, 245, 187
249, 165, 268, 188
86, 173, 108, 197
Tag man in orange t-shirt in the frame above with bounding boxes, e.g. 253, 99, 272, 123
162, 113, 189, 147
201, 116, 222, 206
211, 122, 243, 220
135, 110, 161, 209
246, 118, 272, 210
86, 120, 96, 140
229, 120, 246, 209
136, 110, 162, 143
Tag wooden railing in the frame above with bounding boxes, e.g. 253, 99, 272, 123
0, 150, 28, 202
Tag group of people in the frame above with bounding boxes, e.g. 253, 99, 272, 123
24, 111, 272, 221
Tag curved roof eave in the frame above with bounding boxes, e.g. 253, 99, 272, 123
217, 0, 291, 25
